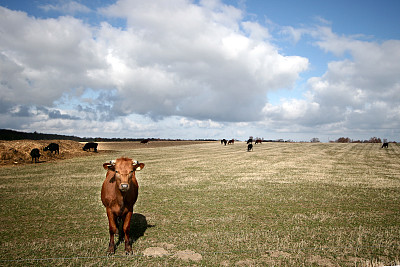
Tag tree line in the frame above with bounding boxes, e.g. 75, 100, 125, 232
332, 137, 393, 143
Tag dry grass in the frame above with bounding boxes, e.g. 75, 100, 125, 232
96, 140, 212, 152
0, 141, 399, 266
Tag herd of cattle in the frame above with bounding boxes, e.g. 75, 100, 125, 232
29, 142, 98, 163
220, 138, 263, 151
221, 139, 391, 152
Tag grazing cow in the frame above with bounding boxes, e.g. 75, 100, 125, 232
228, 139, 235, 145
30, 148, 40, 163
140, 139, 149, 144
101, 157, 145, 254
255, 139, 262, 144
83, 142, 98, 152
247, 144, 253, 151
247, 138, 253, 144
382, 142, 389, 148
43, 143, 59, 154
221, 139, 227, 145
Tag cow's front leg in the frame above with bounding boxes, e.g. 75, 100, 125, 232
106, 209, 117, 254
123, 211, 133, 254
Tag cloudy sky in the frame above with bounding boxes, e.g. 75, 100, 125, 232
1, 0, 399, 142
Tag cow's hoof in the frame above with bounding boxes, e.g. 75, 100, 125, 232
125, 246, 132, 255
107, 246, 115, 255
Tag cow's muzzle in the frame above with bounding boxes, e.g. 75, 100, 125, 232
120, 183, 129, 192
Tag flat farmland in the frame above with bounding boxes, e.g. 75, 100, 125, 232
0, 142, 399, 266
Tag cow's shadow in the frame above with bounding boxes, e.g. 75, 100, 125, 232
116, 213, 155, 246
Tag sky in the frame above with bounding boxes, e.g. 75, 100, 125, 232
0, 0, 399, 142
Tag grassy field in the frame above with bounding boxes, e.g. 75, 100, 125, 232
0, 142, 399, 266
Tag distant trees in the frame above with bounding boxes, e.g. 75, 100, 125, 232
368, 137, 382, 143
334, 137, 386, 143
246, 136, 391, 143
336, 137, 352, 143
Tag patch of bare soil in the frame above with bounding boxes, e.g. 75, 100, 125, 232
142, 245, 202, 262
173, 250, 202, 262
0, 140, 97, 167
142, 247, 170, 257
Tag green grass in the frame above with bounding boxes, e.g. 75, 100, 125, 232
1, 142, 399, 266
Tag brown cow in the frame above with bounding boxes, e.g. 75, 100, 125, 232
101, 157, 145, 254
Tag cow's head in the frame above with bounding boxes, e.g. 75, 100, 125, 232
103, 157, 145, 192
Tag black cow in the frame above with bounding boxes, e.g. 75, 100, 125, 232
382, 142, 389, 148
221, 139, 227, 145
247, 144, 253, 151
140, 139, 149, 144
83, 142, 98, 152
43, 143, 59, 154
247, 138, 253, 144
30, 148, 40, 163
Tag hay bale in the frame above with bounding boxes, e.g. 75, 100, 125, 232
0, 140, 92, 167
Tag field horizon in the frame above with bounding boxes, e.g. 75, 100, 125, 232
0, 141, 399, 266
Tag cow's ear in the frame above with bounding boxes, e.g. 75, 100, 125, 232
134, 163, 145, 171
103, 163, 115, 171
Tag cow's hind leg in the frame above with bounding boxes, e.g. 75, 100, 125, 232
123, 212, 133, 254
106, 209, 117, 254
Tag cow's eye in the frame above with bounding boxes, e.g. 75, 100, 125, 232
115, 170, 119, 173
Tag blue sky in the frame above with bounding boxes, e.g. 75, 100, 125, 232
0, 0, 399, 142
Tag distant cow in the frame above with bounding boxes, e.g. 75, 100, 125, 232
228, 139, 235, 145
30, 148, 40, 163
221, 139, 227, 145
140, 139, 149, 144
247, 138, 253, 144
43, 143, 59, 154
247, 144, 253, 151
382, 142, 389, 148
255, 139, 262, 144
101, 157, 145, 254
83, 142, 98, 152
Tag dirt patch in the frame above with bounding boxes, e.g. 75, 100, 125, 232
142, 247, 170, 257
234, 259, 255, 266
142, 245, 202, 262
0, 140, 97, 167
308, 255, 335, 267
173, 250, 202, 262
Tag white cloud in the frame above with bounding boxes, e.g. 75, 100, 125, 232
0, 7, 105, 106
94, 0, 309, 121
263, 27, 400, 138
